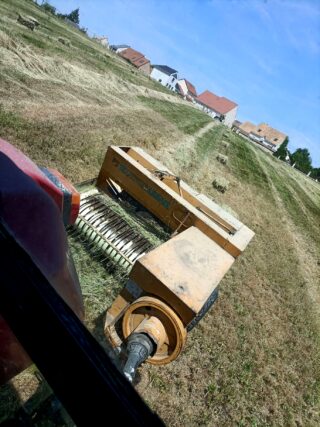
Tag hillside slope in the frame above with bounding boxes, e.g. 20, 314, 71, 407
0, 1, 319, 426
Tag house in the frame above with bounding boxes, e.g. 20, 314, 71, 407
109, 44, 130, 53
150, 65, 178, 91
92, 36, 109, 48
237, 122, 287, 152
195, 90, 238, 128
131, 56, 151, 74
118, 48, 151, 74
176, 79, 197, 101
232, 120, 242, 131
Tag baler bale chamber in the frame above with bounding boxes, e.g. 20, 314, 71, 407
68, 145, 254, 381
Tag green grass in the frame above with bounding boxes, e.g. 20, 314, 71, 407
187, 125, 270, 193
285, 174, 320, 229
0, 104, 27, 131
0, 0, 170, 93
228, 132, 270, 190
0, 104, 105, 177
261, 158, 320, 246
195, 124, 225, 157
0, 0, 320, 426
138, 96, 212, 134
68, 234, 125, 324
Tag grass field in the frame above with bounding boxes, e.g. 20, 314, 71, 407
0, 1, 319, 425
138, 96, 212, 134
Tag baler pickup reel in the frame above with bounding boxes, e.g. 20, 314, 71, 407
71, 146, 254, 381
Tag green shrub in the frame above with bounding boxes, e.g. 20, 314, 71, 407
41, 1, 56, 15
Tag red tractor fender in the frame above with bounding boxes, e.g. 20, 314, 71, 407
0, 138, 80, 225
0, 139, 83, 385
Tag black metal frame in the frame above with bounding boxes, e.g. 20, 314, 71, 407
0, 223, 164, 426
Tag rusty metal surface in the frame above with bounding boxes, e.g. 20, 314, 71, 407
130, 227, 235, 325
96, 146, 254, 258
86, 145, 253, 366
122, 296, 187, 365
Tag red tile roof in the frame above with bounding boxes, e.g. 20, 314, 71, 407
196, 90, 237, 114
132, 57, 150, 67
239, 122, 287, 146
119, 47, 150, 69
119, 48, 144, 62
184, 79, 197, 97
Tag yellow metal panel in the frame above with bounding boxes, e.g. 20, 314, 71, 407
130, 227, 235, 325
97, 146, 254, 258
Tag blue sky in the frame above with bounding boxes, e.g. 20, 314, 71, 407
52, 0, 320, 167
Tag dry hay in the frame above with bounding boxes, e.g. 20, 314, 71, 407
222, 141, 230, 150
212, 176, 229, 193
0, 30, 183, 109
216, 153, 228, 165
17, 14, 36, 31
57, 36, 70, 47
0, 1, 320, 423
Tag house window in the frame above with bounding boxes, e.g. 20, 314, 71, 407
257, 129, 262, 132
274, 138, 278, 142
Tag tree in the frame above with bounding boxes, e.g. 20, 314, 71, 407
290, 148, 312, 173
57, 8, 80, 25
41, 1, 56, 15
274, 137, 289, 161
310, 168, 320, 180
67, 8, 80, 24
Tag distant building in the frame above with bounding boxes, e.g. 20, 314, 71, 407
64, 18, 80, 29
176, 78, 197, 101
150, 65, 178, 91
195, 90, 238, 128
119, 48, 151, 74
110, 44, 130, 53
232, 120, 242, 131
237, 122, 287, 152
92, 36, 109, 48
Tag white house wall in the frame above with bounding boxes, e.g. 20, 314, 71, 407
194, 102, 218, 119
150, 68, 170, 85
224, 107, 238, 128
167, 75, 178, 91
194, 101, 203, 111
178, 80, 188, 96
194, 102, 238, 128
242, 131, 279, 152
194, 101, 209, 114
150, 68, 177, 91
